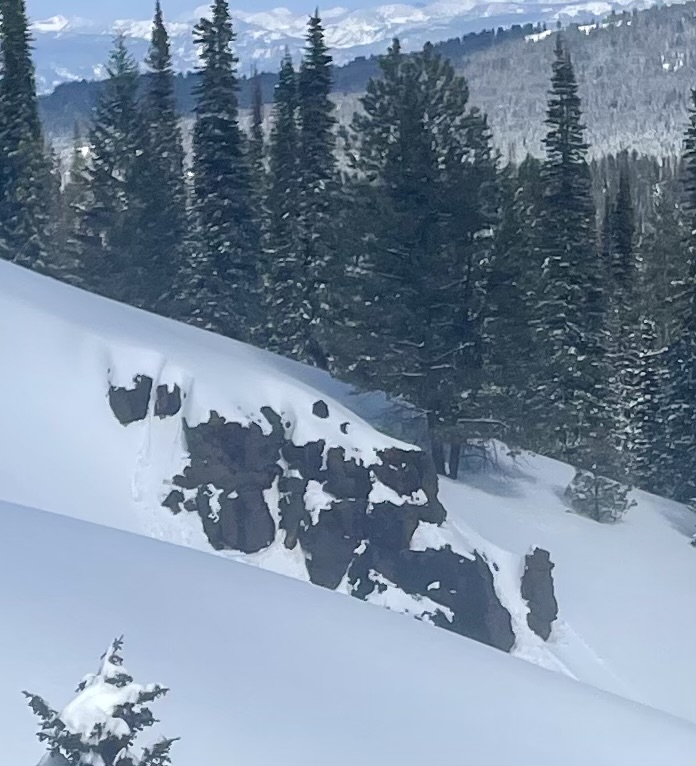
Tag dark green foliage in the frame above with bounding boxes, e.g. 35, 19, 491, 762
630, 318, 669, 491
73, 36, 148, 303
182, 0, 259, 339
25, 636, 176, 766
530, 36, 613, 472
0, 0, 54, 270
564, 468, 636, 523
483, 159, 540, 442
658, 89, 696, 501
139, 0, 187, 312
288, 11, 339, 369
248, 69, 266, 210
335, 40, 498, 468
262, 53, 308, 356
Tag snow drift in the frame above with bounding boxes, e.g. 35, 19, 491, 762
3, 500, 696, 766
0, 260, 552, 653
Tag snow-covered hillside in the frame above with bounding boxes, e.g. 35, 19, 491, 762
1, 259, 696, 762
3, 500, 696, 766
30, 0, 653, 92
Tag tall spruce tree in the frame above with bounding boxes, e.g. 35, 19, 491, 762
181, 0, 259, 339
248, 69, 266, 208
263, 52, 307, 355
138, 0, 187, 312
660, 87, 696, 501
0, 0, 54, 270
74, 36, 147, 303
531, 36, 613, 472
484, 161, 537, 445
630, 317, 669, 492
603, 157, 639, 472
293, 10, 338, 368
336, 40, 497, 472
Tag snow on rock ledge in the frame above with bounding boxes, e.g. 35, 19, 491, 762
0, 261, 556, 656
107, 372, 527, 652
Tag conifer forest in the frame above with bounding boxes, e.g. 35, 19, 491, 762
3, 0, 696, 506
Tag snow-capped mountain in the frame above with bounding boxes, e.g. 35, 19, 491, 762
31, 0, 655, 92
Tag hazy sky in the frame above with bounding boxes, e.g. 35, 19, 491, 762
26, 0, 375, 21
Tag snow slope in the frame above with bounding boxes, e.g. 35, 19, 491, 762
3, 500, 696, 766
2, 258, 696, 738
439, 447, 696, 724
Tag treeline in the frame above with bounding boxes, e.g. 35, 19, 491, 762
2, 0, 696, 503
37, 19, 551, 136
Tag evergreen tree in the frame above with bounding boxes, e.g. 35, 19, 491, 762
294, 10, 338, 368
603, 157, 639, 471
25, 636, 177, 766
660, 87, 696, 501
248, 69, 266, 207
639, 178, 689, 347
0, 0, 54, 270
630, 318, 669, 492
181, 0, 259, 339
483, 161, 537, 444
336, 40, 497, 472
263, 52, 306, 355
139, 0, 187, 312
74, 36, 147, 303
530, 36, 613, 472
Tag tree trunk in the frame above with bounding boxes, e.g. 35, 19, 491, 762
431, 439, 446, 475
448, 442, 461, 480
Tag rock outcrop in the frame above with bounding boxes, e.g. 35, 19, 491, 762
108, 375, 153, 426
108, 377, 552, 654
521, 547, 559, 640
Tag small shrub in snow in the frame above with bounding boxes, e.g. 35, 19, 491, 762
564, 469, 636, 523
24, 636, 177, 766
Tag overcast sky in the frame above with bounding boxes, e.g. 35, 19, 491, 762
26, 0, 374, 21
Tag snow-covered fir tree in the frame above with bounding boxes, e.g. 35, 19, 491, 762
262, 52, 307, 356
24, 636, 177, 766
72, 36, 148, 304
659, 87, 696, 502
248, 70, 266, 212
180, 0, 259, 340
294, 11, 339, 369
336, 40, 497, 474
0, 0, 55, 271
139, 0, 187, 313
601, 156, 640, 475
530, 36, 615, 474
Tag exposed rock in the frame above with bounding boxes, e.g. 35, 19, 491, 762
154, 384, 182, 418
162, 489, 185, 515
312, 399, 330, 419
169, 412, 280, 553
352, 546, 515, 652
521, 547, 559, 641
108, 375, 153, 426
153, 397, 533, 654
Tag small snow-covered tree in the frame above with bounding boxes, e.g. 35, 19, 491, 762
24, 636, 176, 766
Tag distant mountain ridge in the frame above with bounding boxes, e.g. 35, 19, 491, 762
31, 0, 656, 93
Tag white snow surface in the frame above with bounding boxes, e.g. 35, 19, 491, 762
1, 260, 696, 757
3, 500, 696, 766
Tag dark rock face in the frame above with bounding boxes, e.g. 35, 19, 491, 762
105, 376, 528, 654
163, 406, 517, 651
352, 546, 515, 651
108, 375, 153, 426
155, 384, 182, 418
521, 547, 559, 640
312, 399, 330, 419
